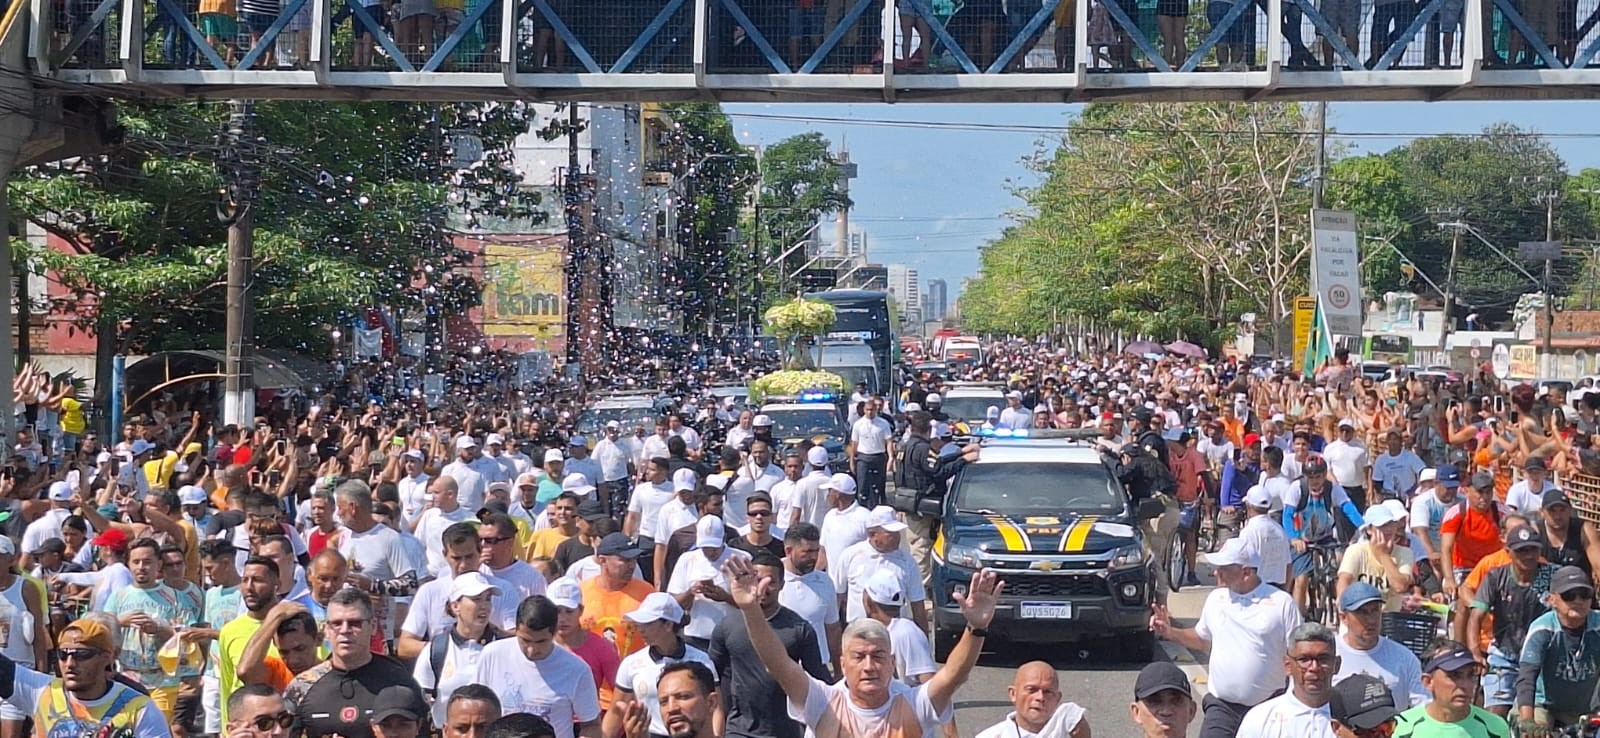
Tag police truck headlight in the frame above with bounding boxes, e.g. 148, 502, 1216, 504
1108, 545, 1147, 571
942, 543, 982, 569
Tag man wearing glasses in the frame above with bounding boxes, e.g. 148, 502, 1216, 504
1514, 566, 1600, 737
225, 683, 291, 738
1236, 622, 1342, 737
1393, 641, 1510, 737
11, 617, 173, 738
284, 588, 429, 738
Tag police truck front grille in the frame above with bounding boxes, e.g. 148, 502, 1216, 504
1002, 574, 1108, 598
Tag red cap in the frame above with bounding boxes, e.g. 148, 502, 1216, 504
90, 528, 129, 551
1243, 432, 1262, 446
1100, 411, 1115, 422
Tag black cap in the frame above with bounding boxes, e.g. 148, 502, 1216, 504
370, 685, 424, 723
1544, 489, 1572, 509
1130, 407, 1154, 422
596, 532, 643, 558
577, 499, 608, 522
1471, 471, 1496, 490
1551, 565, 1593, 595
29, 539, 65, 556
1329, 674, 1399, 730
477, 499, 509, 517
1525, 455, 1549, 471
1133, 662, 1192, 701
1507, 526, 1544, 551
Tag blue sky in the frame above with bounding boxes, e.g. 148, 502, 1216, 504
724, 101, 1600, 301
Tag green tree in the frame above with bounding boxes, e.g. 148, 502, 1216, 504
11, 99, 538, 408
755, 132, 851, 296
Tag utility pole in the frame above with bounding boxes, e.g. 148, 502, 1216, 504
565, 103, 583, 373
1311, 102, 1327, 209
1430, 208, 1465, 329
1515, 175, 1561, 375
835, 147, 857, 258
219, 100, 258, 427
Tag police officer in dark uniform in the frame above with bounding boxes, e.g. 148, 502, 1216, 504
1128, 407, 1170, 467
894, 411, 980, 586
1113, 437, 1181, 603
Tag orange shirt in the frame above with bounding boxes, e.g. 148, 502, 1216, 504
1441, 502, 1509, 570
1222, 418, 1246, 449
263, 655, 294, 692
578, 577, 656, 659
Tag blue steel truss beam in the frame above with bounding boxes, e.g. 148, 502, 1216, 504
1372, 0, 1444, 69
1178, 0, 1252, 71
51, 0, 118, 66
1297, 0, 1362, 68
901, 0, 979, 72
346, 0, 415, 71
1100, 0, 1171, 72
237, 0, 310, 69
1490, 0, 1561, 67
147, 0, 229, 68
986, 0, 1059, 72
718, 0, 790, 71
611, 0, 687, 72
798, 0, 873, 72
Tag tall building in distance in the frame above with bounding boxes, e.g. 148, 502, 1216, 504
924, 278, 947, 322
886, 264, 923, 328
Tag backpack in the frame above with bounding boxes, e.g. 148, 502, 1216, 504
1453, 496, 1501, 531
426, 634, 451, 695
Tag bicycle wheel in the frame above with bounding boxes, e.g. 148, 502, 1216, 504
1168, 533, 1190, 592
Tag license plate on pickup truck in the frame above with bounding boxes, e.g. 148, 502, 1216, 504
1019, 601, 1072, 619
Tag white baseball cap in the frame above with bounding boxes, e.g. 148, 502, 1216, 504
673, 468, 699, 492
485, 433, 505, 447
933, 422, 953, 439
1244, 485, 1271, 509
1381, 499, 1409, 526
605, 420, 622, 430
821, 473, 857, 495
0, 538, 16, 557
694, 515, 726, 549
47, 481, 75, 502
449, 572, 501, 602
515, 472, 540, 488
403, 449, 425, 461
546, 577, 583, 610
455, 436, 478, 450
625, 592, 685, 625
806, 446, 829, 468
1363, 504, 1398, 530
753, 415, 774, 427
1419, 468, 1438, 483
544, 449, 565, 464
867, 505, 907, 533
178, 485, 208, 506
561, 473, 596, 495
863, 569, 904, 607
1204, 538, 1261, 569
926, 393, 942, 404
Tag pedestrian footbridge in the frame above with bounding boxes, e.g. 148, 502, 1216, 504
3, 0, 1600, 102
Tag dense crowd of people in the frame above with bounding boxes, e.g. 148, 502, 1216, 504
4, 333, 1598, 738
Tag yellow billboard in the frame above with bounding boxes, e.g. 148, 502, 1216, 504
481, 242, 565, 345
1509, 344, 1538, 380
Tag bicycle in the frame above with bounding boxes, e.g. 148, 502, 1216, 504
1169, 499, 1217, 592
1301, 540, 1344, 626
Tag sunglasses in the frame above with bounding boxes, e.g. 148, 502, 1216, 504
1562, 590, 1595, 602
249, 712, 294, 731
479, 535, 512, 545
1353, 719, 1397, 738
747, 510, 772, 517
58, 647, 103, 662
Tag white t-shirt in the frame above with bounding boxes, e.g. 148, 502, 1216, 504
1506, 478, 1560, 513
627, 481, 677, 540
440, 461, 488, 513
20, 508, 70, 555
1192, 582, 1302, 705
780, 567, 840, 664
1235, 691, 1337, 738
888, 617, 936, 685
666, 547, 751, 640
415, 506, 475, 578
338, 523, 425, 640
1198, 438, 1236, 470
615, 643, 717, 735
1370, 451, 1427, 499
413, 633, 491, 727
398, 572, 519, 638
1321, 439, 1369, 489
836, 540, 924, 624
1239, 513, 1292, 586
486, 560, 548, 603
397, 473, 431, 526
592, 439, 633, 483
8, 665, 172, 738
473, 639, 600, 738
770, 478, 802, 531
793, 472, 831, 529
820, 504, 872, 584
1334, 636, 1429, 708
655, 498, 698, 540
973, 705, 1087, 738
1409, 490, 1456, 552
56, 561, 133, 612
850, 416, 894, 455
790, 675, 949, 738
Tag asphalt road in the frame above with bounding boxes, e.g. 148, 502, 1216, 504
948, 584, 1213, 738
